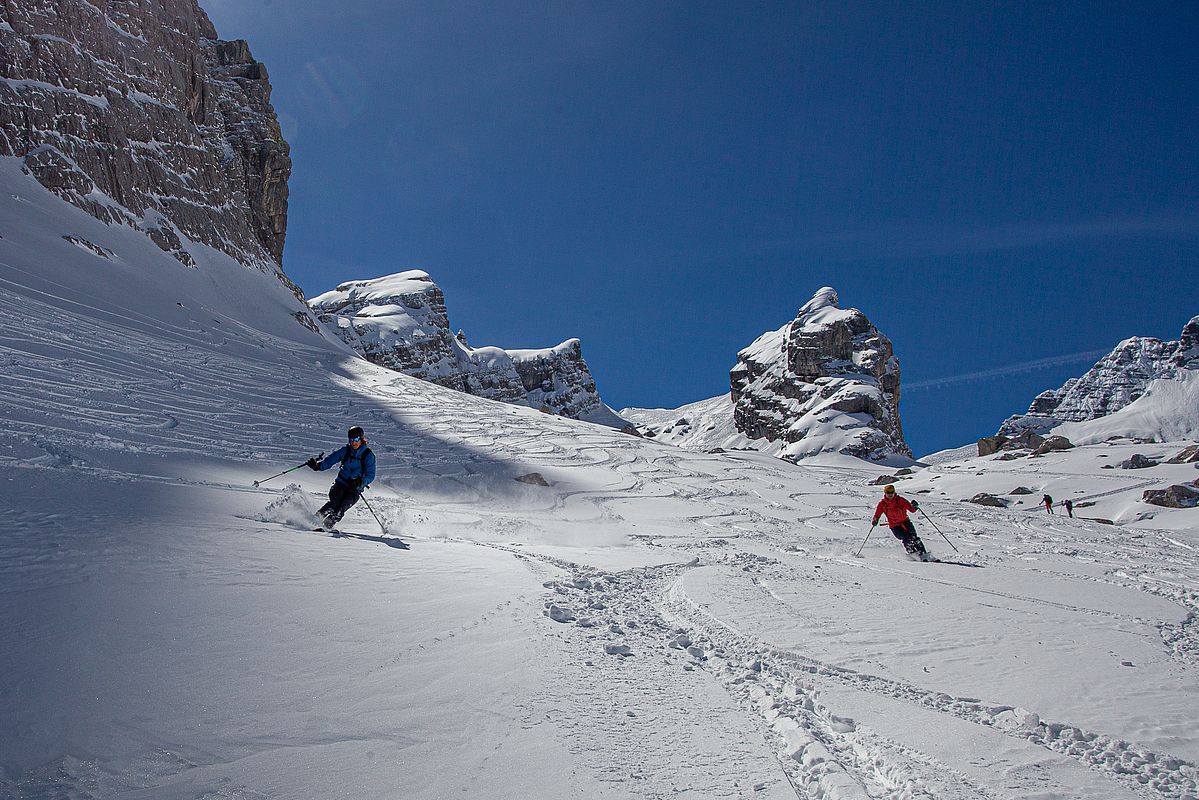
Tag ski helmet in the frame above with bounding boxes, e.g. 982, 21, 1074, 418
348, 426, 364, 441
883, 484, 896, 494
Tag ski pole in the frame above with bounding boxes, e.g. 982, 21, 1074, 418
855, 521, 877, 557
358, 487, 388, 534
252, 452, 323, 488
918, 507, 959, 553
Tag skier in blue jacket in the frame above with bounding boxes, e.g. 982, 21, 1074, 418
307, 425, 376, 529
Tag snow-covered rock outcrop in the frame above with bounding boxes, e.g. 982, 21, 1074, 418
730, 287, 911, 461
624, 288, 911, 462
0, 0, 294, 291
999, 315, 1199, 437
309, 271, 629, 428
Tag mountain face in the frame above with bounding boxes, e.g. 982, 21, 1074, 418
624, 287, 911, 462
999, 315, 1199, 436
0, 0, 294, 293
309, 271, 630, 429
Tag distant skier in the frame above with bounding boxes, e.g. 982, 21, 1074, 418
1042, 494, 1054, 514
308, 426, 376, 529
872, 485, 931, 560
1064, 498, 1074, 518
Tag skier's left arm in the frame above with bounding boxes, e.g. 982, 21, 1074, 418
901, 497, 917, 513
362, 449, 376, 488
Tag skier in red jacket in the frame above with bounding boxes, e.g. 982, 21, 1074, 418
872, 485, 931, 560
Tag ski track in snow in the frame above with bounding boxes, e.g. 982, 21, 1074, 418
428, 534, 1196, 799
535, 554, 996, 800
665, 567, 1198, 799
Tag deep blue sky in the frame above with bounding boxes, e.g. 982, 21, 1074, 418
202, 0, 1197, 456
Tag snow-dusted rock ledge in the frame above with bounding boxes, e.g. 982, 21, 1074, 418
309, 270, 628, 428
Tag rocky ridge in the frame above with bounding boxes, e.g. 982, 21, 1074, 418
0, 0, 297, 298
999, 315, 1199, 436
309, 271, 629, 429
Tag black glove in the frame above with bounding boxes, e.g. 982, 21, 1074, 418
306, 458, 319, 470
351, 477, 363, 489
911, 500, 920, 510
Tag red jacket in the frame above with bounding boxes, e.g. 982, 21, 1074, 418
874, 495, 914, 526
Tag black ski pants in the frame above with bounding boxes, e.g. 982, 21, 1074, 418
889, 519, 926, 555
318, 480, 360, 524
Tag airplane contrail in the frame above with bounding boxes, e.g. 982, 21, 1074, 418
905, 349, 1109, 392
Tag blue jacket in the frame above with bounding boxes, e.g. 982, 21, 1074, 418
318, 443, 376, 488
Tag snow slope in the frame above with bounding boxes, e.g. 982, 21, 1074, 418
620, 394, 775, 454
1055, 372, 1199, 445
2, 159, 1199, 799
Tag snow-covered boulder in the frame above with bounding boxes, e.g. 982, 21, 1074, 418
1119, 454, 1159, 470
309, 271, 628, 428
999, 315, 1199, 436
1166, 444, 1199, 464
1142, 481, 1199, 509
977, 436, 1007, 457
728, 287, 911, 462
1032, 435, 1075, 455
978, 429, 1048, 457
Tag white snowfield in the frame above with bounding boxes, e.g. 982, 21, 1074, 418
2, 158, 1199, 800
1055, 372, 1199, 446
620, 393, 775, 454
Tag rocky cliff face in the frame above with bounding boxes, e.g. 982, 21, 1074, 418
729, 287, 911, 461
999, 315, 1199, 436
0, 1, 294, 291
309, 271, 629, 429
